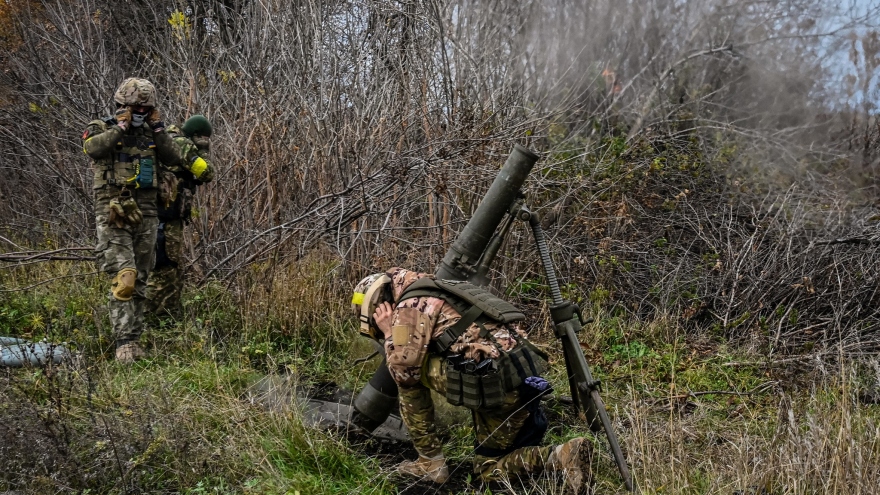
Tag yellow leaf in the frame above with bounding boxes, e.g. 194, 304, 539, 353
168, 10, 187, 29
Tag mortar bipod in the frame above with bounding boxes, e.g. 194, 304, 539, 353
518, 204, 636, 493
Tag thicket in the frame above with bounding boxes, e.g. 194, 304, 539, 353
3, 0, 880, 353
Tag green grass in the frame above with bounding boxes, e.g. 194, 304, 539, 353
3, 259, 880, 494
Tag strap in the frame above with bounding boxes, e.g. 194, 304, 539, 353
508, 351, 529, 381
520, 346, 539, 376
432, 303, 483, 353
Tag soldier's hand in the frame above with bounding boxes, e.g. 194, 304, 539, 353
121, 198, 143, 225
146, 108, 165, 133
107, 200, 126, 228
192, 135, 210, 151
128, 208, 143, 225
372, 302, 395, 340
114, 107, 132, 131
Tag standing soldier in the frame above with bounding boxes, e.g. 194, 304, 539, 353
146, 115, 215, 317
82, 78, 184, 363
351, 268, 593, 490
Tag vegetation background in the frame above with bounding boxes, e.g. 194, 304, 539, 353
2, 0, 880, 493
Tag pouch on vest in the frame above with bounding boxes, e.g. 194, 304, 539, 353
461, 372, 482, 409
480, 372, 505, 409
134, 156, 155, 188
498, 340, 547, 391
158, 171, 179, 214
445, 366, 464, 406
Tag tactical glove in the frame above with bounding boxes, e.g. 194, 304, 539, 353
121, 197, 143, 225
192, 135, 210, 151
115, 107, 132, 131
107, 199, 126, 228
146, 108, 165, 133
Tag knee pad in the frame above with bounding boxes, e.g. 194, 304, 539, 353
111, 267, 138, 301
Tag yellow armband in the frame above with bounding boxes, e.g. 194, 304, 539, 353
191, 156, 209, 179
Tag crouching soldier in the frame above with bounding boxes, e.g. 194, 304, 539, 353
351, 267, 593, 491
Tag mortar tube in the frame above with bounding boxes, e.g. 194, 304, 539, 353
436, 144, 539, 281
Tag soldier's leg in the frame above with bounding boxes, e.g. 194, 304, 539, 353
397, 382, 449, 483
477, 423, 591, 492
130, 216, 159, 342
398, 384, 444, 459
95, 212, 138, 345
472, 390, 538, 479
146, 219, 183, 316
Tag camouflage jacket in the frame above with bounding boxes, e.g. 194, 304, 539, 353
383, 267, 526, 389
83, 117, 184, 215
163, 125, 215, 184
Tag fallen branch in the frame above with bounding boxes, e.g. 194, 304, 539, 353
0, 247, 95, 263
0, 271, 101, 292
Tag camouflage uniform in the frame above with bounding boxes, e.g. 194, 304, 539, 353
83, 79, 184, 348
146, 124, 215, 317
381, 268, 574, 481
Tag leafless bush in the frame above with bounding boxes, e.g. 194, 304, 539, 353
2, 1, 880, 352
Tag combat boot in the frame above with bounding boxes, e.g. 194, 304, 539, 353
546, 437, 592, 493
115, 342, 146, 364
397, 455, 450, 483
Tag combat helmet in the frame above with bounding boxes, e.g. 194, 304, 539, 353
181, 114, 212, 137
114, 78, 157, 107
351, 273, 392, 340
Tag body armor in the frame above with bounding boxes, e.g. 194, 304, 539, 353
400, 278, 546, 410
89, 118, 158, 190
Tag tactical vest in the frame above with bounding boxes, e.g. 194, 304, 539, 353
400, 278, 547, 410
92, 119, 158, 190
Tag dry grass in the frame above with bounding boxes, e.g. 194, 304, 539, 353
3, 256, 880, 494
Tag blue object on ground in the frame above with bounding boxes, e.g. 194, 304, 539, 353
0, 336, 68, 367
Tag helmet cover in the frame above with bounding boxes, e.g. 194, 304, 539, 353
352, 273, 392, 339
113, 78, 157, 107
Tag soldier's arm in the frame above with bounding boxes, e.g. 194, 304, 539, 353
82, 120, 121, 159
175, 136, 215, 183
384, 304, 434, 388
192, 148, 215, 183
153, 129, 185, 169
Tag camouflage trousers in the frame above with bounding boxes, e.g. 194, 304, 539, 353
145, 218, 185, 317
95, 204, 158, 344
399, 356, 554, 481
